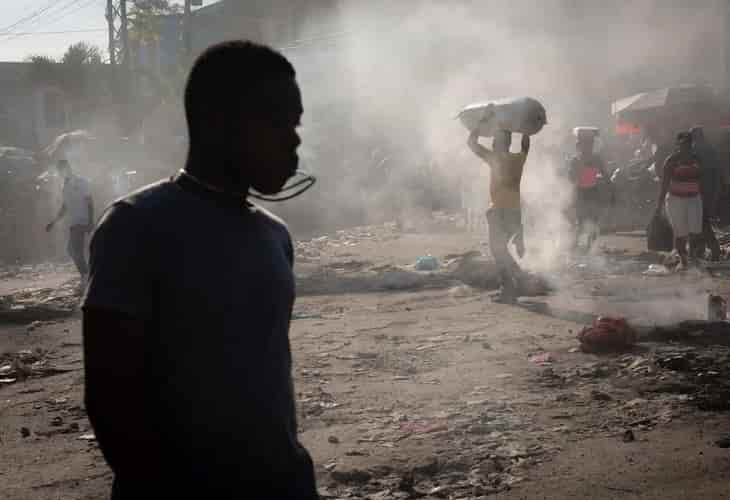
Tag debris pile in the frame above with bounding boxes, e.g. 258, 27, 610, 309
295, 223, 400, 262
0, 279, 81, 323
578, 317, 637, 353
0, 348, 71, 385
318, 401, 554, 499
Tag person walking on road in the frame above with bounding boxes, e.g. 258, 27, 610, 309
656, 132, 704, 270
82, 41, 318, 500
568, 130, 612, 252
45, 159, 93, 280
468, 127, 529, 304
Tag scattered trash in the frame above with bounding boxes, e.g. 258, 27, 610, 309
448, 284, 477, 298
578, 317, 637, 353
528, 352, 554, 365
399, 420, 449, 435
20, 427, 30, 438
414, 255, 439, 271
78, 433, 96, 441
328, 435, 340, 444
292, 311, 323, 320
707, 294, 727, 321
0, 277, 81, 323
0, 348, 71, 385
643, 264, 671, 276
622, 429, 636, 442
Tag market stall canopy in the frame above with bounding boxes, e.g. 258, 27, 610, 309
611, 85, 716, 115
611, 85, 728, 137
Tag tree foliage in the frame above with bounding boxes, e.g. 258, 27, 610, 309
61, 42, 102, 67
129, 0, 183, 43
26, 43, 109, 128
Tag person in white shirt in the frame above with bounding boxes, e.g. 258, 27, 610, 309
46, 159, 94, 278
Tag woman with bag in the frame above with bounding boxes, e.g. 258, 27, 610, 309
655, 132, 703, 270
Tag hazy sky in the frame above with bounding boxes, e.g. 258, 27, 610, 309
0, 0, 187, 62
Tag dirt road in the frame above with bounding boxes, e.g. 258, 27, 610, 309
2, 222, 730, 499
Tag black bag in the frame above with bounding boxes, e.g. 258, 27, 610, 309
647, 213, 673, 252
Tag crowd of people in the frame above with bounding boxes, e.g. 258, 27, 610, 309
462, 119, 725, 304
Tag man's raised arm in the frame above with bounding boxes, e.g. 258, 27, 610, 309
467, 129, 495, 163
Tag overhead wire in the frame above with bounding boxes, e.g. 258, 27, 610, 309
0, 0, 65, 35
4, 28, 106, 37
0, 0, 99, 44
31, 0, 100, 31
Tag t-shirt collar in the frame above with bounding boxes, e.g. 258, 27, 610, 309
176, 170, 252, 210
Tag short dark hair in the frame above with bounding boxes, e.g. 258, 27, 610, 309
184, 40, 296, 145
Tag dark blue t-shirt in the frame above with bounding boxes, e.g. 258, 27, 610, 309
83, 174, 317, 498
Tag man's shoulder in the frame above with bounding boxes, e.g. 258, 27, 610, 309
114, 178, 182, 211
97, 179, 181, 229
249, 202, 290, 237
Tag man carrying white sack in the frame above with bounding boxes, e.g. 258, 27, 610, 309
468, 127, 530, 304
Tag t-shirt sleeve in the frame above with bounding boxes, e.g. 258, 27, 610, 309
82, 202, 156, 317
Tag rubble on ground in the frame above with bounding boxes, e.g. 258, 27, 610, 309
315, 397, 556, 499
0, 264, 81, 323
0, 348, 74, 386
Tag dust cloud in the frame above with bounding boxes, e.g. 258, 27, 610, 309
279, 0, 727, 272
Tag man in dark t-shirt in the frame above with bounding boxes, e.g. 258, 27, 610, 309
82, 41, 318, 499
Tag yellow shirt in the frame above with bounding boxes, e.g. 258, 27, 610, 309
485, 151, 527, 209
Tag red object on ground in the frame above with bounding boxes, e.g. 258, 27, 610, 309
578, 317, 637, 353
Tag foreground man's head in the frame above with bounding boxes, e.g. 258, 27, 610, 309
184, 40, 303, 196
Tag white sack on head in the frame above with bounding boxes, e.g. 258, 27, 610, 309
573, 126, 600, 140
457, 96, 547, 138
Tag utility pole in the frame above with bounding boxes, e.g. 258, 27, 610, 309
183, 0, 192, 60
106, 0, 129, 68
106, 0, 116, 66
106, 0, 132, 134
